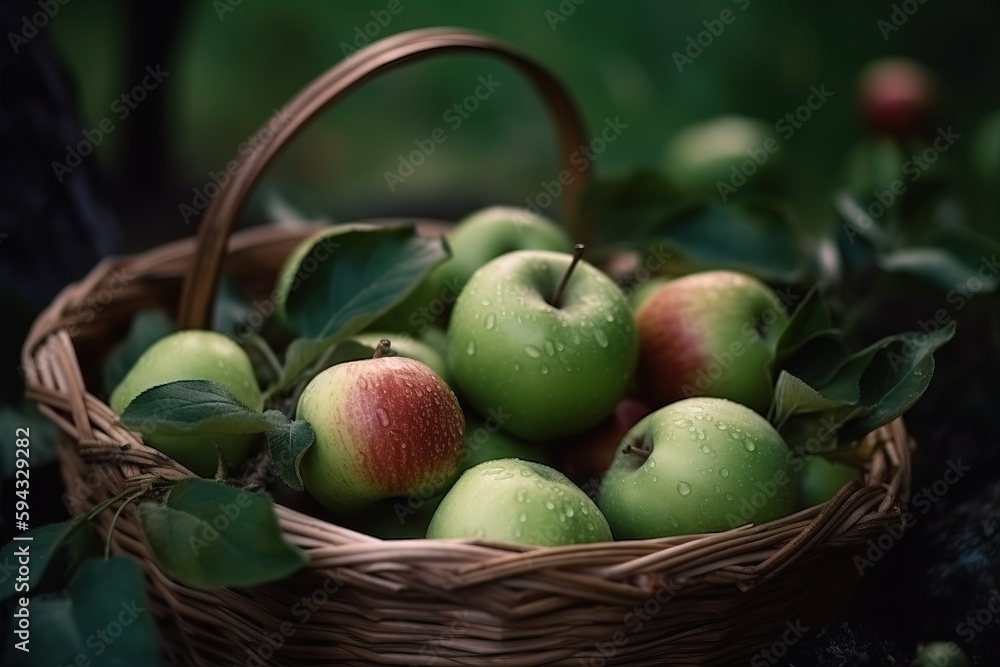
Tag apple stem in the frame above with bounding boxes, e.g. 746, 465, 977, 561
373, 339, 392, 359
621, 434, 652, 468
550, 243, 586, 307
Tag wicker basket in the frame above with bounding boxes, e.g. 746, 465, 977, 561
22, 28, 913, 666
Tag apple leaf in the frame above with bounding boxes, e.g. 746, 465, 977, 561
266, 419, 315, 491
773, 286, 833, 364
771, 371, 854, 431
0, 518, 97, 601
271, 338, 373, 398
283, 223, 450, 340
120, 380, 271, 437
137, 479, 308, 589
23, 556, 162, 667
102, 310, 175, 396
840, 322, 956, 440
876, 229, 1000, 293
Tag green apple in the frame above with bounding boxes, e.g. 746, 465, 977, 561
664, 115, 780, 196
426, 458, 612, 546
109, 330, 263, 476
369, 206, 571, 334
447, 249, 638, 441
598, 397, 796, 538
912, 642, 969, 667
460, 410, 549, 471
635, 270, 789, 414
296, 354, 464, 511
796, 455, 863, 508
351, 332, 451, 386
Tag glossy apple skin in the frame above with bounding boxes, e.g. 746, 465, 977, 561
796, 455, 863, 508
598, 398, 796, 539
110, 330, 263, 476
370, 207, 570, 333
858, 58, 938, 138
296, 357, 464, 511
447, 250, 638, 441
636, 270, 788, 414
426, 458, 612, 546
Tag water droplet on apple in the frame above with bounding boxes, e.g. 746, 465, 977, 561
485, 314, 496, 330
556, 342, 565, 352
539, 364, 550, 375
545, 501, 555, 510
726, 494, 733, 501
651, 475, 657, 482
588, 523, 596, 531
594, 330, 609, 348
543, 340, 556, 356
466, 341, 476, 356
580, 507, 589, 516
376, 409, 390, 427
717, 422, 727, 430
647, 459, 656, 468
744, 441, 756, 452
518, 512, 527, 523
677, 482, 692, 496
714, 485, 722, 493
720, 468, 730, 478
515, 528, 523, 538
605, 313, 615, 323
524, 345, 542, 358
700, 445, 711, 454
513, 363, 521, 371
481, 299, 491, 306
516, 489, 526, 503
565, 507, 575, 518
673, 419, 689, 427
669, 517, 678, 527
571, 334, 581, 345
558, 515, 566, 523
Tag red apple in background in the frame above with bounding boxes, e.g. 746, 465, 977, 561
635, 271, 789, 414
550, 397, 651, 497
297, 341, 465, 511
858, 58, 940, 138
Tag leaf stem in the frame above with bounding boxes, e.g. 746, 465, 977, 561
104, 488, 148, 560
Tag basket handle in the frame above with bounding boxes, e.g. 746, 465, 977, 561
177, 27, 590, 330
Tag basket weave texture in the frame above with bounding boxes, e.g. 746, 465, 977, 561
22, 29, 913, 667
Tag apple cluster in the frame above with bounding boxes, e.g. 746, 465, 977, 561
109, 207, 861, 547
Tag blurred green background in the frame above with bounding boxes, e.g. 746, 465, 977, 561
47, 0, 1000, 247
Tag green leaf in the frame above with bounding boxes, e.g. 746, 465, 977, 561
137, 479, 308, 589
102, 310, 175, 396
628, 201, 802, 282
841, 322, 957, 440
0, 518, 93, 600
266, 420, 315, 490
25, 556, 162, 667
283, 223, 450, 340
120, 380, 271, 437
272, 338, 373, 397
779, 330, 854, 389
773, 286, 832, 363
877, 229, 1000, 293
772, 371, 854, 430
